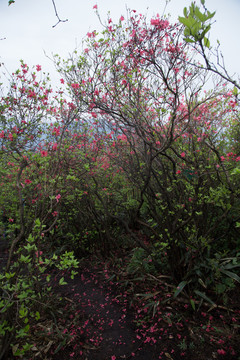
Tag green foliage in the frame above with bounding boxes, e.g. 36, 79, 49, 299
0, 220, 79, 358
173, 250, 240, 307
127, 248, 155, 276
179, 2, 215, 48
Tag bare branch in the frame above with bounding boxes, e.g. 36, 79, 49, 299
52, 0, 68, 28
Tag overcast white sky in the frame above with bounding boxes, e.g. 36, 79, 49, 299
0, 0, 239, 89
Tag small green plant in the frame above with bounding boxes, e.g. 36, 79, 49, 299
178, 338, 187, 351
127, 247, 155, 275
0, 219, 79, 359
173, 250, 240, 309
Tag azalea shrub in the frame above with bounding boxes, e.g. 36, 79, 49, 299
55, 9, 240, 281
0, 64, 82, 358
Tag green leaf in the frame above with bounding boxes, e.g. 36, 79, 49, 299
17, 291, 28, 300
183, 7, 188, 17
206, 11, 216, 20
189, 4, 195, 17
5, 272, 16, 279
201, 24, 211, 37
23, 343, 32, 351
178, 16, 192, 28
34, 218, 41, 228
198, 278, 207, 288
223, 262, 240, 270
231, 168, 240, 175
184, 37, 195, 43
204, 37, 210, 48
16, 324, 30, 338
35, 311, 40, 320
190, 299, 195, 310
19, 254, 31, 263
13, 349, 23, 356
71, 270, 78, 279
174, 281, 188, 298
191, 21, 201, 37
233, 86, 238, 96
220, 269, 240, 283
195, 7, 205, 22
59, 277, 67, 285
24, 324, 30, 333
19, 306, 28, 318
194, 290, 216, 306
201, 0, 205, 5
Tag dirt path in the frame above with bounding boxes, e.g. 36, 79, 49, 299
56, 267, 160, 360
0, 239, 160, 359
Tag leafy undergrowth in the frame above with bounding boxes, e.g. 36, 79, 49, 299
3, 249, 240, 360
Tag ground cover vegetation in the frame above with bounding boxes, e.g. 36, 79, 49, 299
0, 1, 240, 359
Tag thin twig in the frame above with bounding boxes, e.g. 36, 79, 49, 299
52, 0, 68, 28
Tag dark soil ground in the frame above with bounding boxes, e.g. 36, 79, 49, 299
1, 237, 240, 360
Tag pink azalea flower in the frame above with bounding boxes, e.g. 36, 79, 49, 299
93, 4, 97, 9
71, 83, 80, 89
217, 349, 226, 355
55, 194, 61, 203
40, 150, 48, 157
35, 251, 43, 258
151, 18, 169, 29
